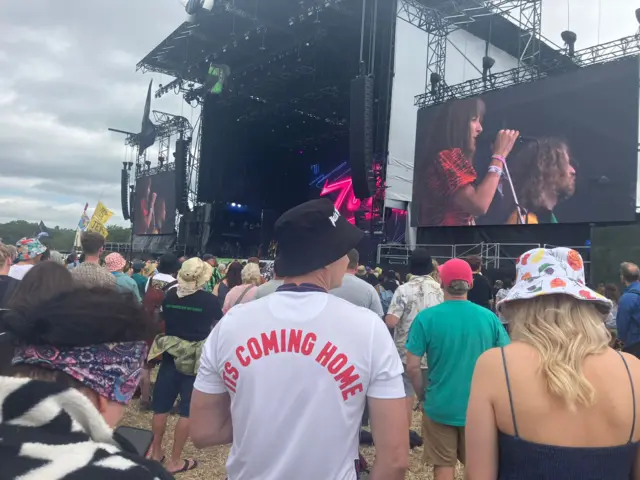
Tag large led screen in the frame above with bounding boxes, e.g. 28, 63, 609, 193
134, 170, 177, 235
412, 56, 639, 227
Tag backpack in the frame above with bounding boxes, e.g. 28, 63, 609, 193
379, 287, 393, 315
142, 276, 177, 322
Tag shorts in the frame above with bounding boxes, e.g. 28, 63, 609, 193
152, 353, 195, 417
421, 413, 465, 466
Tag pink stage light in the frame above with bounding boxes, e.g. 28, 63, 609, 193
320, 176, 407, 224
320, 176, 373, 224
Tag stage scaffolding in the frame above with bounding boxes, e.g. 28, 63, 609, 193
397, 0, 542, 100
414, 21, 640, 108
109, 110, 196, 254
377, 242, 542, 269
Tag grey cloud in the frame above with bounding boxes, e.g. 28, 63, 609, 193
0, 0, 189, 228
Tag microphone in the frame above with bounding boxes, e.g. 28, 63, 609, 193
481, 131, 538, 144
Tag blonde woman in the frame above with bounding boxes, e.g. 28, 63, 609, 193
466, 248, 639, 480
222, 262, 262, 313
429, 259, 441, 284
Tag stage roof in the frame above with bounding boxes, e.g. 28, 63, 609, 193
136, 0, 569, 151
138, 1, 364, 150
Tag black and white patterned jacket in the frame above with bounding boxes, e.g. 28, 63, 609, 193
0, 376, 174, 480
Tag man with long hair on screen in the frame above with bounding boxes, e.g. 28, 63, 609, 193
505, 138, 577, 224
416, 98, 520, 227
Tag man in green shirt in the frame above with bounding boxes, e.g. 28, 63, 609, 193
406, 258, 509, 480
202, 254, 222, 293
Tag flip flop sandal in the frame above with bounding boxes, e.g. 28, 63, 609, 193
170, 459, 198, 474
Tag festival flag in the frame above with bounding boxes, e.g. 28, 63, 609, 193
77, 202, 90, 231
138, 79, 157, 154
87, 202, 114, 239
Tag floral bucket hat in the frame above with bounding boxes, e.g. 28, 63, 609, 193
15, 237, 47, 262
497, 247, 612, 313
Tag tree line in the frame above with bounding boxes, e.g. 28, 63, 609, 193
0, 221, 131, 252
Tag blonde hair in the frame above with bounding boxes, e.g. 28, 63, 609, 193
503, 294, 610, 410
241, 263, 262, 286
0, 244, 11, 267
429, 259, 441, 283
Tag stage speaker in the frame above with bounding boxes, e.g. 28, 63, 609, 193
174, 138, 189, 215
120, 168, 130, 221
129, 185, 135, 220
349, 75, 375, 200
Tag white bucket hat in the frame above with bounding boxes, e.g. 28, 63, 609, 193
497, 247, 612, 313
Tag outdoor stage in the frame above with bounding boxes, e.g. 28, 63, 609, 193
116, 0, 640, 279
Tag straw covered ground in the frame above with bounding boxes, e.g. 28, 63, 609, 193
122, 400, 465, 479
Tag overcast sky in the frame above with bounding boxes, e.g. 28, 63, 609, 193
0, 0, 190, 228
0, 0, 637, 229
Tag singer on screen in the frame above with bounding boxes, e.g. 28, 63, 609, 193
505, 138, 576, 224
136, 176, 157, 235
416, 98, 520, 226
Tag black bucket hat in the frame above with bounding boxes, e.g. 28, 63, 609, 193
274, 199, 364, 277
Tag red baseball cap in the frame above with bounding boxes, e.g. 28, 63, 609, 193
440, 258, 473, 287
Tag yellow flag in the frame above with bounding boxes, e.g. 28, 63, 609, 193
86, 201, 113, 238
86, 218, 109, 238
92, 201, 113, 225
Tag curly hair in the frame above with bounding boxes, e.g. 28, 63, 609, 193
510, 138, 571, 211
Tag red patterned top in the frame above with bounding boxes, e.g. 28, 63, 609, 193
419, 148, 477, 226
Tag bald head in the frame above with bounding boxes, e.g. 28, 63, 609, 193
621, 262, 640, 285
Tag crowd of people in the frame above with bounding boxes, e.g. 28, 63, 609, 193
0, 200, 639, 479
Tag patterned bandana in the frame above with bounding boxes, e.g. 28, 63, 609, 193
12, 342, 148, 404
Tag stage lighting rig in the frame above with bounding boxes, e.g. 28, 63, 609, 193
430, 72, 442, 96
562, 30, 577, 57
482, 56, 496, 82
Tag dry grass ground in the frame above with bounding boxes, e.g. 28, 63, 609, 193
122, 400, 464, 479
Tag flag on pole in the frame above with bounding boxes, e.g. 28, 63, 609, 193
87, 202, 114, 239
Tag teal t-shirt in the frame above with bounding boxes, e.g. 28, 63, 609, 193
406, 300, 510, 426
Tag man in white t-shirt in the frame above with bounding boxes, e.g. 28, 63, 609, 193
191, 198, 408, 480
8, 237, 47, 280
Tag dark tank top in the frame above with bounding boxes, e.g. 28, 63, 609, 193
498, 347, 638, 480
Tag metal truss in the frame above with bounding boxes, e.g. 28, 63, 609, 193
516, 0, 541, 68
136, 161, 176, 180
415, 33, 640, 108
398, 0, 542, 102
398, 0, 521, 34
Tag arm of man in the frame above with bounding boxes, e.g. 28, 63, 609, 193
128, 278, 142, 303
190, 324, 233, 447
465, 349, 501, 480
617, 294, 632, 345
369, 284, 384, 318
493, 314, 511, 347
206, 293, 224, 327
385, 288, 405, 329
367, 317, 408, 480
405, 314, 429, 399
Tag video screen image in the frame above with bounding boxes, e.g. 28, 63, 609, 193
412, 56, 639, 227
134, 170, 177, 235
